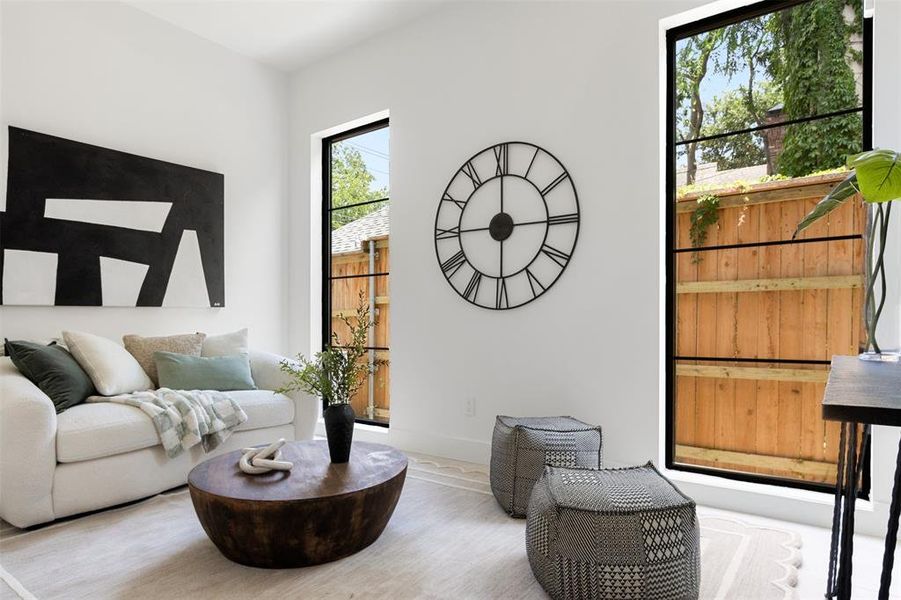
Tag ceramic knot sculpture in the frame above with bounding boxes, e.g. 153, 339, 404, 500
238, 438, 294, 475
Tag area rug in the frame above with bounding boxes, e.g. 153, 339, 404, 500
0, 454, 802, 599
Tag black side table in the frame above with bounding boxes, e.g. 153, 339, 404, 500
822, 356, 901, 600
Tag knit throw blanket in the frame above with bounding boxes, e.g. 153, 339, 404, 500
88, 388, 248, 458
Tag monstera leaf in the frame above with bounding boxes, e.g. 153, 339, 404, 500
792, 172, 860, 239
849, 149, 901, 203
793, 148, 901, 239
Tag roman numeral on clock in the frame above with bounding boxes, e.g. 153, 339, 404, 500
526, 268, 546, 298
540, 172, 569, 197
493, 143, 508, 176
440, 250, 467, 277
547, 213, 579, 226
436, 226, 460, 240
461, 161, 482, 189
463, 271, 482, 301
524, 147, 540, 179
442, 192, 466, 210
495, 277, 509, 309
541, 243, 570, 268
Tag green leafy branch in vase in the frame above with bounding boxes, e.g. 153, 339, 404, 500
794, 149, 901, 353
276, 290, 387, 411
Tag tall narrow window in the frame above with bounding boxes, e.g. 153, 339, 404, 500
666, 1, 871, 492
323, 119, 390, 426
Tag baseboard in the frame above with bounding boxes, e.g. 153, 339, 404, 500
387, 428, 490, 465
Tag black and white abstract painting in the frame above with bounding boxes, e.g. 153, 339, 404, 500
0, 127, 224, 307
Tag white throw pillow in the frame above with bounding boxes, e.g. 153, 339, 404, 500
62, 331, 154, 395
202, 328, 248, 357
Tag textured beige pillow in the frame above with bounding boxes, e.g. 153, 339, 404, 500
123, 333, 206, 386
63, 331, 154, 396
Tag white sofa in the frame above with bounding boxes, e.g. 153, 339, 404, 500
0, 350, 318, 528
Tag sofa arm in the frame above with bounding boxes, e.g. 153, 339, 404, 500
0, 357, 57, 527
249, 350, 319, 441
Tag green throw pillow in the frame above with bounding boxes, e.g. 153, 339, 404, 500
4, 339, 97, 412
153, 351, 257, 391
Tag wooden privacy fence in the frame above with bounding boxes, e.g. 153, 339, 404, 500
674, 173, 867, 485
330, 237, 390, 422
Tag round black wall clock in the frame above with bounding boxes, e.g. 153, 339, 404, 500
434, 141, 580, 309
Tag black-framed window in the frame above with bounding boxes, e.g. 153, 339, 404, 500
665, 0, 871, 494
322, 119, 390, 426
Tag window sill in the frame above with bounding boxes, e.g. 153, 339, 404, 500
661, 465, 874, 512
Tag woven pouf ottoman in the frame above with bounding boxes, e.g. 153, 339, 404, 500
526, 463, 700, 600
490, 416, 602, 517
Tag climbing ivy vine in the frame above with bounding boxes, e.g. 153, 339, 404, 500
774, 0, 862, 177
689, 194, 721, 264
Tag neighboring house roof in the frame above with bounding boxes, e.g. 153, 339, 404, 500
676, 162, 768, 188
331, 204, 390, 254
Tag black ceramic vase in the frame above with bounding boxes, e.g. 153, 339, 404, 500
323, 403, 355, 463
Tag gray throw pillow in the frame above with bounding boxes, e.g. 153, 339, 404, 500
4, 339, 96, 412
154, 351, 257, 391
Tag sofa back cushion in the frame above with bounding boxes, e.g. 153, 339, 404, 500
4, 340, 96, 412
154, 351, 257, 391
123, 333, 206, 386
63, 331, 154, 396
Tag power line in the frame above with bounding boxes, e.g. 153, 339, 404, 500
345, 141, 390, 160
349, 141, 389, 158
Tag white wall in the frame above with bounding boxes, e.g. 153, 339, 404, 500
289, 0, 901, 533
865, 0, 901, 535
0, 1, 290, 352
872, 0, 901, 353
288, 0, 706, 464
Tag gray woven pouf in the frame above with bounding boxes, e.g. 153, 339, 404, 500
490, 416, 602, 517
526, 462, 700, 600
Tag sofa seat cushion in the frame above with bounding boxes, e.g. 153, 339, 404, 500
56, 390, 295, 463
225, 391, 294, 431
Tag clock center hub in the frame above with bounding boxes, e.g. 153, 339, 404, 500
489, 212, 514, 241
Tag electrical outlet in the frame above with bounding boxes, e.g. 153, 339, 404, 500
464, 397, 476, 417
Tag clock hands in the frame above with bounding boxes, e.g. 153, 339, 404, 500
455, 218, 553, 235
499, 176, 504, 277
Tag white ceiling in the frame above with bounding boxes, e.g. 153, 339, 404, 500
127, 0, 445, 72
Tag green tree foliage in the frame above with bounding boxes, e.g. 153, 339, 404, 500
771, 0, 861, 177
675, 1, 862, 182
330, 143, 388, 229
717, 15, 782, 173
676, 30, 725, 184
718, 14, 778, 122
699, 83, 782, 170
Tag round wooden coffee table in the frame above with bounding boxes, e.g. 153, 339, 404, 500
188, 440, 407, 568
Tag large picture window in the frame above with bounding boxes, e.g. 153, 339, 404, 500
322, 119, 390, 426
666, 0, 871, 492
